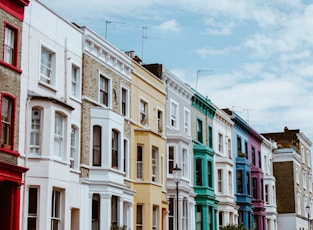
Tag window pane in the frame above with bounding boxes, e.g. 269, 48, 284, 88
41, 47, 54, 84
54, 113, 64, 157
4, 26, 15, 65
137, 146, 143, 178
30, 109, 41, 154
196, 159, 202, 186
112, 130, 118, 168
93, 126, 101, 166
1, 96, 13, 147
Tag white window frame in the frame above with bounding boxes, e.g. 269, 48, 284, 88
137, 145, 143, 179
71, 63, 81, 99
228, 171, 232, 194
112, 129, 119, 169
170, 100, 178, 129
227, 139, 232, 159
168, 145, 175, 174
30, 108, 41, 154
40, 44, 56, 87
136, 205, 143, 230
184, 108, 190, 135
218, 133, 223, 153
182, 199, 188, 230
182, 148, 188, 178
54, 112, 65, 159
121, 87, 129, 117
70, 125, 79, 169
218, 169, 223, 193
152, 206, 158, 230
98, 73, 111, 107
139, 98, 148, 125
124, 138, 129, 177
303, 170, 307, 189
51, 188, 62, 230
28, 187, 38, 229
152, 147, 158, 182
157, 108, 163, 133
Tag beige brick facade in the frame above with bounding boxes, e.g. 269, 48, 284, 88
0, 8, 24, 164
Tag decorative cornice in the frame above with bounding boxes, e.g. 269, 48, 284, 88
191, 90, 216, 119
163, 70, 193, 101
81, 27, 133, 81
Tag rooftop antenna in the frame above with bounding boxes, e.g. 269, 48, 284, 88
105, 20, 125, 40
196, 69, 213, 90
142, 26, 149, 61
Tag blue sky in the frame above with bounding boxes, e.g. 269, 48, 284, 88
41, 0, 313, 140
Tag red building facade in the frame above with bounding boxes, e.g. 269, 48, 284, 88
0, 0, 29, 229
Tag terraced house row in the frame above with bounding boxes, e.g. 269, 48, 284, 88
1, 1, 312, 230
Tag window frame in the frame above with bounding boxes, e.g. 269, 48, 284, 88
30, 108, 42, 154
54, 112, 65, 159
152, 206, 159, 230
139, 99, 148, 125
196, 118, 203, 143
70, 63, 81, 99
168, 145, 175, 174
28, 187, 38, 230
111, 196, 118, 226
99, 73, 111, 107
121, 87, 129, 117
183, 107, 190, 135
170, 100, 178, 129
3, 22, 19, 68
0, 93, 16, 152
92, 194, 100, 230
218, 169, 223, 193
112, 129, 119, 169
51, 188, 62, 230
40, 44, 56, 87
152, 146, 158, 182
182, 148, 188, 178
218, 133, 223, 153
70, 125, 79, 169
93, 125, 102, 166
195, 159, 202, 186
227, 138, 232, 159
137, 145, 143, 179
157, 108, 163, 133
136, 204, 143, 230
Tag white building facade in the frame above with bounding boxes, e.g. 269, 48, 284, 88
213, 107, 238, 227
20, 1, 83, 229
162, 69, 196, 230
261, 136, 278, 230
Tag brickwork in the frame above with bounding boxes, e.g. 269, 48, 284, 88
81, 53, 131, 177
0, 9, 23, 69
273, 161, 295, 213
262, 127, 300, 153
0, 9, 23, 163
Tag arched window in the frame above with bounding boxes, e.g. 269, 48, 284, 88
30, 108, 42, 154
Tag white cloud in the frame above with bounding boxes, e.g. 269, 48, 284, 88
154, 19, 181, 33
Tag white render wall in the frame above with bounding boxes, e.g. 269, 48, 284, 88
163, 69, 196, 230
213, 107, 238, 227
20, 1, 83, 229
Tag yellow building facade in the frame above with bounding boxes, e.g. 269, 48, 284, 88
130, 60, 168, 229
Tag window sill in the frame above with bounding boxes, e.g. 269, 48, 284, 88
38, 81, 57, 92
0, 60, 22, 73
0, 146, 20, 156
